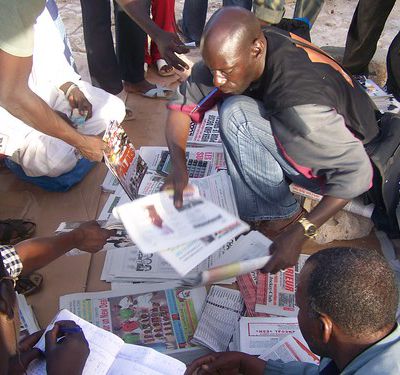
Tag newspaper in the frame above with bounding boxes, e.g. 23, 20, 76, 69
28, 309, 186, 375
101, 170, 120, 193
17, 293, 40, 341
103, 120, 148, 200
290, 183, 374, 218
138, 171, 166, 196
98, 185, 131, 222
239, 316, 300, 356
192, 286, 244, 352
187, 110, 222, 146
259, 334, 320, 365
113, 186, 246, 254
139, 146, 226, 178
59, 286, 208, 362
255, 255, 309, 316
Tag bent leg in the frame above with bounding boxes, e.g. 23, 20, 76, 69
219, 96, 300, 221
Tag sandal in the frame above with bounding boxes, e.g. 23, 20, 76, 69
15, 273, 43, 296
156, 59, 174, 77
0, 219, 36, 245
141, 84, 172, 99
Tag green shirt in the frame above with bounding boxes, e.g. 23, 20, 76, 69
0, 0, 46, 57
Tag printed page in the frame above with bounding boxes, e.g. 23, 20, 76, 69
98, 186, 130, 222
138, 171, 166, 196
239, 316, 300, 356
113, 187, 243, 254
17, 294, 40, 340
193, 286, 244, 352
108, 344, 186, 375
187, 110, 222, 145
259, 335, 319, 365
59, 287, 207, 357
103, 120, 148, 200
102, 170, 120, 193
255, 255, 309, 316
31, 309, 123, 375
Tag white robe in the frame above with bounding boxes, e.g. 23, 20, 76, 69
0, 9, 125, 177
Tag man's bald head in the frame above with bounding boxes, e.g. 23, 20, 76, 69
200, 7, 266, 94
202, 7, 262, 61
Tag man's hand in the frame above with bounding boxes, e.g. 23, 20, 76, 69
185, 352, 265, 375
73, 221, 116, 254
261, 224, 305, 274
162, 166, 189, 208
67, 87, 93, 120
8, 331, 43, 375
45, 320, 89, 375
76, 134, 106, 162
154, 30, 190, 71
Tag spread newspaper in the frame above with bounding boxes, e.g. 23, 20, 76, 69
192, 286, 244, 352
259, 334, 320, 365
27, 309, 186, 375
239, 316, 300, 356
103, 120, 148, 200
255, 255, 309, 316
59, 286, 208, 363
113, 186, 248, 255
187, 110, 222, 146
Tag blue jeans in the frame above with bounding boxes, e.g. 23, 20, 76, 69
181, 0, 252, 44
219, 96, 320, 221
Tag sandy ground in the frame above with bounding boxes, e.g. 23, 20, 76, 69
57, 0, 400, 85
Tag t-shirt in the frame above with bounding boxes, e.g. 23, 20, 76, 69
0, 0, 46, 57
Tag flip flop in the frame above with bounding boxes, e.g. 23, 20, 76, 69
141, 84, 172, 99
156, 59, 175, 77
15, 273, 43, 296
0, 219, 36, 245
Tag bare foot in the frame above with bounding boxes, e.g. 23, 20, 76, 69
123, 80, 156, 94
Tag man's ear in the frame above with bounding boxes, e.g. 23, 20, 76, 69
251, 38, 265, 58
319, 314, 333, 344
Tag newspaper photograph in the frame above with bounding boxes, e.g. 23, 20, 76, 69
259, 334, 320, 365
239, 316, 300, 356
113, 187, 245, 254
255, 255, 309, 317
192, 286, 244, 352
187, 110, 222, 145
60, 287, 207, 356
290, 184, 374, 218
139, 146, 226, 178
103, 120, 148, 200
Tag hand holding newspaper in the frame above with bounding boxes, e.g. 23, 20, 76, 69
113, 185, 248, 255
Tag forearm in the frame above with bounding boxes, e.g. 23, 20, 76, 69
15, 230, 82, 276
115, 0, 163, 41
166, 110, 191, 168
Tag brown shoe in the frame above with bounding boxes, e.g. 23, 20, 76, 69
251, 207, 307, 239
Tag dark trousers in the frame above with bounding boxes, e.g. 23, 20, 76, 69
80, 0, 148, 94
386, 31, 400, 99
342, 0, 396, 75
181, 0, 252, 44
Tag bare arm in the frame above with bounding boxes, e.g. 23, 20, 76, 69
115, 0, 189, 70
0, 50, 105, 161
163, 110, 192, 207
15, 222, 114, 276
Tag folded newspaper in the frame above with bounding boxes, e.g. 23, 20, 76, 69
28, 309, 186, 375
103, 120, 148, 200
59, 286, 209, 363
187, 110, 221, 146
112, 185, 248, 260
255, 255, 309, 317
17, 293, 40, 341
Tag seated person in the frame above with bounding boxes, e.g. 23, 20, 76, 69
0, 7, 125, 178
164, 7, 379, 274
186, 247, 400, 374
0, 221, 115, 374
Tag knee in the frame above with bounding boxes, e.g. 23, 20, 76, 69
219, 95, 252, 138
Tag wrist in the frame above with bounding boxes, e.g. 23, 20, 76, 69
71, 228, 84, 249
65, 83, 79, 98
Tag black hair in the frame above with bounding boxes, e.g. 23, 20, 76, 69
306, 247, 398, 337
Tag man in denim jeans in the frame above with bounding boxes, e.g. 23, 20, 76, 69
165, 8, 377, 274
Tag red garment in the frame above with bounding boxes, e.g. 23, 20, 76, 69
145, 0, 176, 65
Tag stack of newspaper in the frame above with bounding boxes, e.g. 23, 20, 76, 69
357, 76, 400, 114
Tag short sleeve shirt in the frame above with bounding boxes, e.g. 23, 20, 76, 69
0, 0, 46, 57
1, 245, 23, 279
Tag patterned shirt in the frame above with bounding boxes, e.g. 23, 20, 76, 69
1, 245, 23, 279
